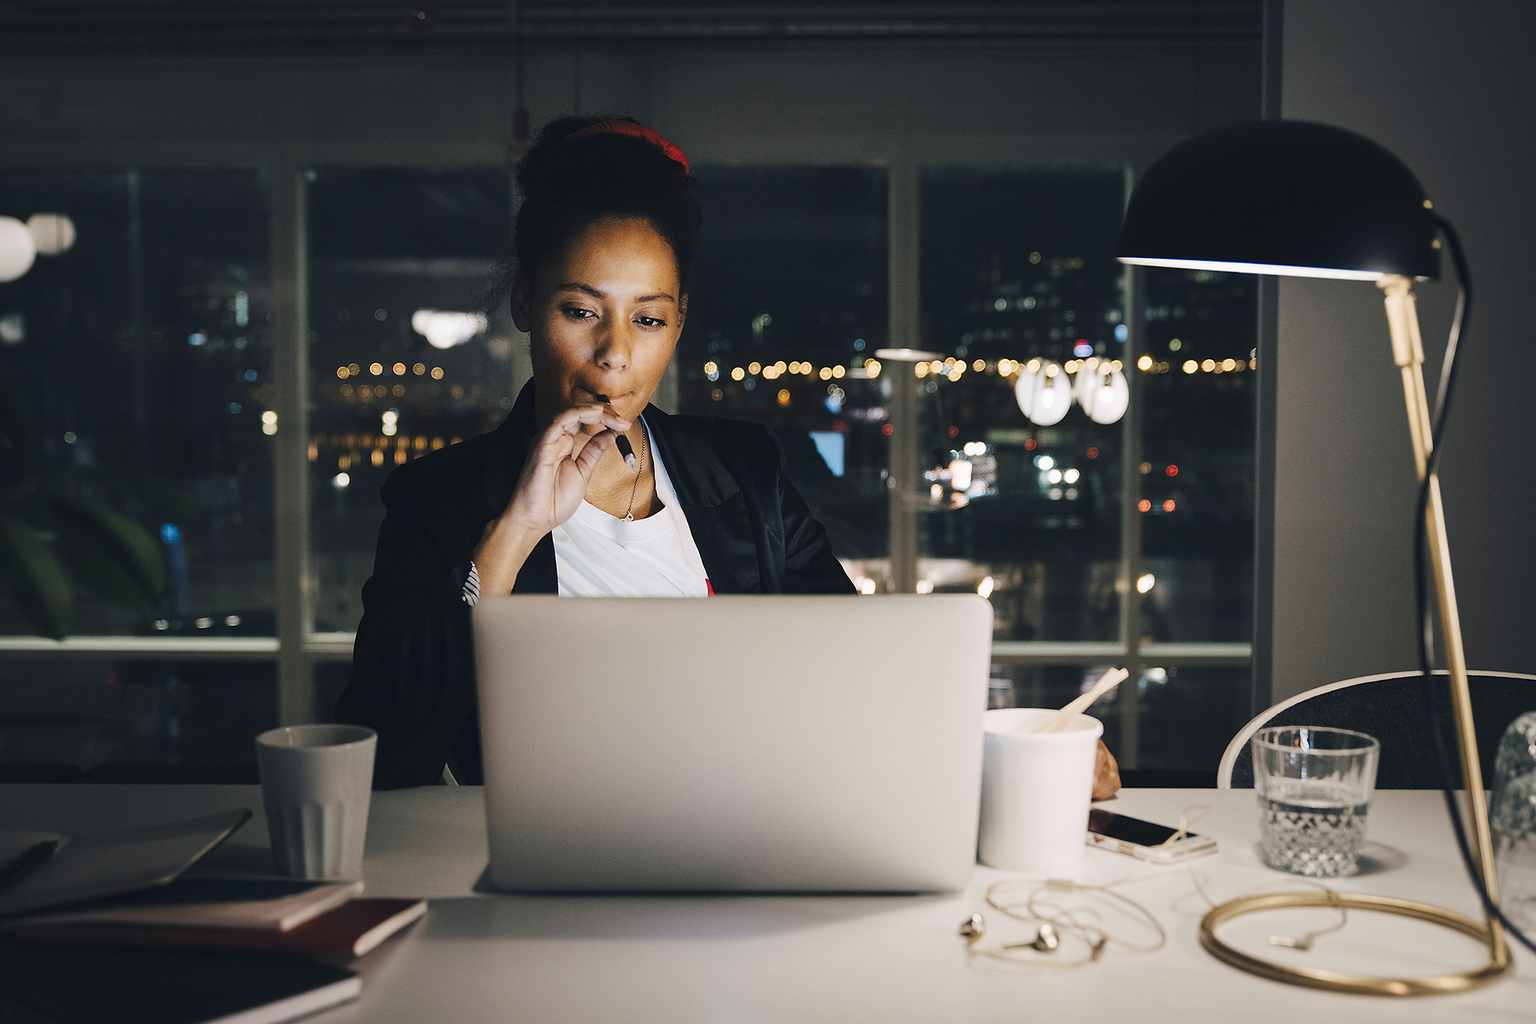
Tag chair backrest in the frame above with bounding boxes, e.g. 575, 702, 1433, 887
1217, 670, 1536, 789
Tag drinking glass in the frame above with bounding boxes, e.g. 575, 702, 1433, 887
1251, 726, 1380, 877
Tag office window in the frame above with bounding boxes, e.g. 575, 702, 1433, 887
675, 167, 890, 571
1, 159, 1259, 776
306, 168, 515, 633
1140, 268, 1256, 642
0, 170, 273, 638
991, 664, 1122, 713
310, 661, 353, 725
0, 658, 275, 769
992, 662, 1252, 773
1128, 665, 1252, 771
918, 169, 1257, 772
918, 167, 1128, 639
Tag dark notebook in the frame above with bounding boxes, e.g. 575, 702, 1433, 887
15, 876, 365, 933
19, 897, 428, 959
0, 942, 360, 1024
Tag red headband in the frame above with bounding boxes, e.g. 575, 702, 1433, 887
564, 120, 690, 175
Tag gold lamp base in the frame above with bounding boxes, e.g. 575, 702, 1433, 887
1200, 891, 1511, 996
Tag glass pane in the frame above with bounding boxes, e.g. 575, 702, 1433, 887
307, 168, 514, 632
919, 167, 1128, 640
1139, 269, 1256, 641
0, 658, 275, 768
1128, 664, 1251, 772
0, 170, 273, 638
989, 663, 1116, 715
311, 660, 352, 724
986, 662, 1250, 773
675, 167, 890, 572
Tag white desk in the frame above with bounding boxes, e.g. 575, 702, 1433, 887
3, 785, 1533, 1022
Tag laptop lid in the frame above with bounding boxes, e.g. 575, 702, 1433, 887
473, 594, 991, 892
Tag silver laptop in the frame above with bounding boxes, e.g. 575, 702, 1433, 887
472, 594, 992, 892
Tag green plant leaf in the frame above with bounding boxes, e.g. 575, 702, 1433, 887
0, 514, 72, 640
45, 499, 166, 613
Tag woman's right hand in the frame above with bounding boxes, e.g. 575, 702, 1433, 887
471, 402, 630, 597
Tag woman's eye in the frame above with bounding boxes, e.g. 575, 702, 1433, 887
562, 306, 596, 320
635, 316, 668, 328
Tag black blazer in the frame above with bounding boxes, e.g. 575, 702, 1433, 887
335, 381, 855, 789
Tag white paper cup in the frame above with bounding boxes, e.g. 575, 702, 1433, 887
978, 708, 1103, 878
255, 724, 376, 880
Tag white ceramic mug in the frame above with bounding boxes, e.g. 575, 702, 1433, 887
978, 708, 1103, 878
255, 724, 376, 880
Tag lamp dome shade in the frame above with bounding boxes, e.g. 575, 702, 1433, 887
1117, 121, 1439, 281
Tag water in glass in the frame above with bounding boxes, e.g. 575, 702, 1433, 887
1258, 781, 1369, 877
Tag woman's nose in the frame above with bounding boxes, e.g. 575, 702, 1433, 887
593, 322, 632, 371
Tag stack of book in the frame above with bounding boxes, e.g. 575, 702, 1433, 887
14, 876, 427, 959
1, 815, 427, 1024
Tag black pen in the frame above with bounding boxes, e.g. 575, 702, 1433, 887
592, 394, 638, 471
615, 435, 637, 472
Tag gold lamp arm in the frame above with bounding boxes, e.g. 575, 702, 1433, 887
1378, 274, 1507, 960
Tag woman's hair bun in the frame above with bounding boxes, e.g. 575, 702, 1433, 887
510, 115, 701, 291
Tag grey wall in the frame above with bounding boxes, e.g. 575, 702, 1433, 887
1274, 1, 1536, 699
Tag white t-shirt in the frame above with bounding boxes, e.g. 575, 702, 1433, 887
552, 417, 711, 597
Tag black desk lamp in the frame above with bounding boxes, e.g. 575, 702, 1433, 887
1118, 120, 1518, 995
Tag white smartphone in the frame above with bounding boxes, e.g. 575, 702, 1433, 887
1086, 808, 1218, 863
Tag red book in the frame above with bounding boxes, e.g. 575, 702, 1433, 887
18, 897, 427, 960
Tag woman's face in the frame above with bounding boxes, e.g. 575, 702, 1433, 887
513, 216, 686, 426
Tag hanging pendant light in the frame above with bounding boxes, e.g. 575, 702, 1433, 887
27, 213, 76, 256
1070, 357, 1097, 406
1014, 360, 1072, 426
0, 217, 37, 282
1079, 364, 1129, 424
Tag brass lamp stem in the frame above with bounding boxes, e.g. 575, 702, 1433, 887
1378, 274, 1507, 960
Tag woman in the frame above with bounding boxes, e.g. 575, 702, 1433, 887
337, 116, 854, 789
337, 115, 1120, 798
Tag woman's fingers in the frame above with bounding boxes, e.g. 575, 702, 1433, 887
503, 404, 632, 532
530, 406, 626, 466
476, 404, 632, 593
571, 427, 619, 477
549, 403, 630, 442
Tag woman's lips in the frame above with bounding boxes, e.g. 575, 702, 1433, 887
578, 385, 627, 404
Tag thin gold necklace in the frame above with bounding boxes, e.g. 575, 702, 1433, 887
622, 426, 648, 522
